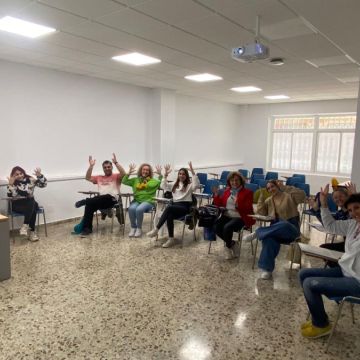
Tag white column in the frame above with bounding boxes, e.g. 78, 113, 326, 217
351, 78, 360, 185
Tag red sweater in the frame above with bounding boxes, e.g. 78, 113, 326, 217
213, 187, 255, 228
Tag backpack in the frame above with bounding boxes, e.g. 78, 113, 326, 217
196, 204, 224, 228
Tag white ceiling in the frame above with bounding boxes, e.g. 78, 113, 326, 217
0, 0, 359, 104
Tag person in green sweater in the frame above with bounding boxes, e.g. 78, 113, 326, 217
122, 163, 162, 238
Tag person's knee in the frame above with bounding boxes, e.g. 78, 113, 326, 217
136, 206, 145, 216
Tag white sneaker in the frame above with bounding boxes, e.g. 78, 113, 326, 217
242, 232, 257, 242
232, 242, 240, 258
260, 270, 272, 280
134, 228, 142, 238
162, 238, 177, 248
224, 246, 234, 260
129, 228, 136, 237
146, 228, 159, 238
29, 231, 39, 242
19, 224, 29, 236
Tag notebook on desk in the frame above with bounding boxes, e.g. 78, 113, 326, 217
298, 243, 343, 262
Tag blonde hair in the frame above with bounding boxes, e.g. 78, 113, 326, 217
137, 163, 153, 178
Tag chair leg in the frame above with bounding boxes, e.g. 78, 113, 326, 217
43, 211, 48, 237
252, 238, 259, 270
326, 301, 345, 352
111, 209, 114, 233
289, 243, 295, 279
208, 241, 212, 254
11, 215, 15, 244
181, 222, 185, 248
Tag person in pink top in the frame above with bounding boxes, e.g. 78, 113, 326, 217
75, 153, 125, 237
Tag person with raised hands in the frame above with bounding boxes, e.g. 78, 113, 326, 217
121, 163, 162, 238
298, 184, 360, 339
75, 153, 125, 237
7, 166, 47, 241
147, 162, 200, 248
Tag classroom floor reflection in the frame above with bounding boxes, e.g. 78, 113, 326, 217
0, 220, 359, 359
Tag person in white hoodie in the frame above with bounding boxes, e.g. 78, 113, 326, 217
299, 184, 360, 339
147, 162, 200, 247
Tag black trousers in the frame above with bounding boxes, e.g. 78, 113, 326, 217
215, 216, 244, 248
83, 195, 117, 230
156, 201, 191, 237
11, 198, 39, 231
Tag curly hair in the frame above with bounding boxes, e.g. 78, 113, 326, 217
137, 163, 153, 178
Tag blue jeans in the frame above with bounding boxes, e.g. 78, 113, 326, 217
299, 267, 360, 327
128, 201, 154, 229
256, 220, 300, 272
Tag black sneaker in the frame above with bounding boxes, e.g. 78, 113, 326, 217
75, 199, 86, 208
80, 228, 92, 237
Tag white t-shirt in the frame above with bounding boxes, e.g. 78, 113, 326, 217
91, 174, 120, 198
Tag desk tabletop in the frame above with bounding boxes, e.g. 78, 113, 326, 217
193, 192, 211, 198
0, 214, 8, 222
299, 243, 343, 262
78, 191, 100, 195
249, 214, 274, 222
154, 197, 171, 203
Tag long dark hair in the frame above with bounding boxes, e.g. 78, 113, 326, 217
10, 166, 31, 180
172, 168, 191, 192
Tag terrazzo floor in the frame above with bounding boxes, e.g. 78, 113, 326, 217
0, 218, 359, 360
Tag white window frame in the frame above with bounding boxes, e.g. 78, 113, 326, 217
268, 113, 356, 176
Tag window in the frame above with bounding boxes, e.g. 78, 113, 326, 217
270, 113, 356, 175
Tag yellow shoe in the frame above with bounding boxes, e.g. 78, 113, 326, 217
301, 324, 332, 339
301, 320, 312, 330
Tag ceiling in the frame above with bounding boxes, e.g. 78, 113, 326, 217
0, 0, 359, 104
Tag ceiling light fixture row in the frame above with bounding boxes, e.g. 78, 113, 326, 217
0, 16, 290, 100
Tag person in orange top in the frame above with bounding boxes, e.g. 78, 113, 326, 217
212, 172, 255, 260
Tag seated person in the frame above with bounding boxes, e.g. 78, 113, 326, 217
75, 154, 125, 237
243, 180, 306, 279
299, 186, 360, 339
7, 166, 47, 241
122, 163, 162, 238
212, 171, 255, 260
147, 162, 200, 247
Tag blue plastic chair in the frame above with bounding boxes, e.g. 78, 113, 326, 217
219, 170, 230, 186
294, 183, 310, 197
194, 179, 220, 205
286, 176, 305, 185
293, 174, 306, 183
196, 172, 208, 187
251, 167, 264, 176
253, 179, 267, 188
251, 173, 265, 183
265, 171, 278, 180
238, 169, 250, 178
325, 295, 360, 352
244, 183, 259, 192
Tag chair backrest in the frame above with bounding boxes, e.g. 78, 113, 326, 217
265, 171, 278, 180
286, 176, 304, 186
250, 173, 265, 183
293, 174, 306, 183
219, 170, 230, 183
196, 172, 208, 186
253, 179, 267, 188
203, 179, 220, 195
327, 194, 338, 213
294, 183, 310, 197
238, 169, 250, 178
244, 183, 259, 193
251, 167, 264, 176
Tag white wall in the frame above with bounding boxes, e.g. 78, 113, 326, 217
175, 95, 242, 169
237, 99, 358, 193
351, 79, 360, 185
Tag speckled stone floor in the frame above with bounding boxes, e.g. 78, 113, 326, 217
0, 219, 359, 360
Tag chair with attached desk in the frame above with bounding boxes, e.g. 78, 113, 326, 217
219, 171, 230, 187
3, 197, 48, 242
250, 173, 265, 184
265, 171, 278, 181
194, 179, 220, 206
238, 169, 250, 179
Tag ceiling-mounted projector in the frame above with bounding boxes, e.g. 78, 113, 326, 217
231, 15, 270, 63
232, 42, 269, 63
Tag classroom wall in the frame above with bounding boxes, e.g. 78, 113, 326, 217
237, 99, 358, 193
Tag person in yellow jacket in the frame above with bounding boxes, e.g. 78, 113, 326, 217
122, 163, 162, 238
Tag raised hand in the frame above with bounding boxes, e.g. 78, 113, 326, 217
89, 156, 96, 167
345, 181, 357, 195
319, 184, 330, 207
164, 164, 172, 177
188, 161, 195, 175
7, 175, 16, 185
154, 164, 162, 175
211, 185, 219, 196
128, 163, 137, 175
112, 153, 118, 164
33, 168, 42, 177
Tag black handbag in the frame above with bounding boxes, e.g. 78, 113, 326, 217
196, 205, 224, 228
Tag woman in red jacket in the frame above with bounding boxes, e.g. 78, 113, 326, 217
212, 172, 255, 260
